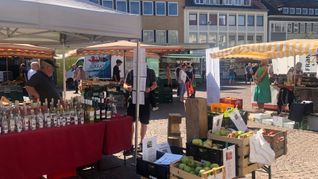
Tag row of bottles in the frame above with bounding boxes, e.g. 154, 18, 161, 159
0, 98, 85, 134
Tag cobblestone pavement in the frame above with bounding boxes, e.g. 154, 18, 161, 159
69, 83, 318, 179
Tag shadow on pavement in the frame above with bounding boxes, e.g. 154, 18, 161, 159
150, 97, 186, 120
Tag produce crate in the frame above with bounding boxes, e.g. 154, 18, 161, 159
170, 162, 225, 179
207, 111, 248, 131
252, 128, 287, 158
136, 146, 185, 179
210, 103, 234, 113
207, 131, 262, 177
220, 97, 243, 109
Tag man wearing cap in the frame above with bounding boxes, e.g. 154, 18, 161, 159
113, 59, 122, 82
25, 59, 60, 106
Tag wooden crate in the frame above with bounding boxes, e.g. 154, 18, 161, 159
207, 131, 262, 177
260, 128, 288, 158
170, 162, 226, 179
168, 136, 182, 148
168, 113, 182, 137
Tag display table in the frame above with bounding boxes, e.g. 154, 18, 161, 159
0, 122, 105, 179
294, 86, 318, 112
102, 116, 133, 155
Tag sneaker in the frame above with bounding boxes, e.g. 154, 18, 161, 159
152, 107, 159, 111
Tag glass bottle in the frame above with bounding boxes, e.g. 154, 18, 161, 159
9, 112, 16, 133
30, 109, 37, 130
37, 108, 44, 129
15, 110, 23, 133
2, 113, 9, 134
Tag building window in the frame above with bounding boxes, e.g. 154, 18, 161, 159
199, 32, 208, 43
294, 23, 299, 33
168, 30, 178, 44
300, 23, 305, 33
247, 35, 254, 43
209, 14, 217, 25
272, 22, 285, 33
283, 7, 289, 14
155, 2, 166, 16
143, 30, 154, 43
219, 33, 227, 47
90, 0, 100, 4
219, 14, 227, 26
296, 8, 301, 15
306, 23, 312, 33
315, 9, 318, 15
290, 8, 295, 14
189, 13, 197, 25
244, 0, 251, 6
199, 13, 208, 25
256, 35, 263, 43
168, 2, 178, 16
287, 23, 293, 33
195, 0, 205, 4
238, 35, 245, 44
102, 0, 113, 8
256, 16, 263, 26
247, 15, 254, 26
116, 0, 127, 12
238, 15, 245, 26
143, 1, 153, 15
302, 8, 308, 15
313, 23, 318, 33
208, 33, 217, 44
229, 35, 236, 47
156, 30, 166, 44
309, 9, 314, 15
189, 32, 198, 43
228, 15, 236, 26
129, 1, 140, 14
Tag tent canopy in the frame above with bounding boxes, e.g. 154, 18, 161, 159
0, 0, 141, 46
210, 39, 318, 60
0, 43, 54, 59
75, 40, 185, 58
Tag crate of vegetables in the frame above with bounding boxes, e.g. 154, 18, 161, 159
170, 156, 225, 179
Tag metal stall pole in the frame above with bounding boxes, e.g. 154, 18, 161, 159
62, 42, 66, 100
134, 41, 141, 165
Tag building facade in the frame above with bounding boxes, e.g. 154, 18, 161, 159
184, 0, 268, 49
263, 0, 318, 42
89, 0, 184, 45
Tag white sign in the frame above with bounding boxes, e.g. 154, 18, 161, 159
142, 137, 157, 162
229, 109, 248, 132
223, 145, 236, 179
154, 153, 183, 165
132, 48, 146, 105
206, 48, 220, 104
212, 114, 223, 133
157, 143, 172, 153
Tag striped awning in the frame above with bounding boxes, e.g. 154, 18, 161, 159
76, 40, 184, 58
0, 43, 54, 59
210, 39, 318, 60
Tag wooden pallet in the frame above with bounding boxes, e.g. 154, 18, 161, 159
207, 131, 262, 177
170, 162, 226, 179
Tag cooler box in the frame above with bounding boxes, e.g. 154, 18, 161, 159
210, 103, 234, 113
220, 97, 243, 109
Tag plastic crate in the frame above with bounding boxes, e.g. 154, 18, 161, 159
210, 103, 234, 113
220, 97, 243, 109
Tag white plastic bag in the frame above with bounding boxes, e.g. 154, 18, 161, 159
249, 129, 275, 165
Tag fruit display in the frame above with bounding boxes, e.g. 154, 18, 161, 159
177, 156, 220, 177
213, 128, 254, 139
191, 138, 223, 150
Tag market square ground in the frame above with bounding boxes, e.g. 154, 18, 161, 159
69, 83, 318, 179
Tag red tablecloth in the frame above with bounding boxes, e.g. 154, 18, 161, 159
0, 122, 105, 179
103, 116, 133, 155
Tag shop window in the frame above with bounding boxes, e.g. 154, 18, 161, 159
199, 13, 208, 25
168, 30, 178, 44
209, 14, 217, 25
219, 14, 227, 26
189, 32, 198, 43
168, 2, 178, 16
143, 1, 153, 15
155, 2, 166, 16
238, 15, 245, 26
102, 0, 113, 8
228, 15, 236, 26
129, 1, 140, 15
156, 30, 167, 44
116, 0, 127, 12
143, 30, 154, 43
189, 13, 197, 25
256, 16, 263, 26
247, 15, 254, 26
199, 32, 208, 43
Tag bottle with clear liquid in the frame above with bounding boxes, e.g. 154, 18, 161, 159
2, 113, 9, 134
37, 108, 44, 129
30, 110, 37, 130
22, 105, 30, 131
15, 110, 23, 133
79, 104, 85, 124
9, 112, 16, 133
60, 105, 66, 127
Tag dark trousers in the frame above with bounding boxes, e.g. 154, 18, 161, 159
74, 80, 79, 93
149, 91, 157, 108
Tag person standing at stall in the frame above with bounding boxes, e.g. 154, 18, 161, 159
27, 62, 40, 80
179, 64, 187, 102
73, 65, 86, 94
113, 59, 122, 82
166, 64, 172, 87
124, 67, 157, 152
253, 60, 271, 111
25, 59, 60, 106
228, 64, 236, 85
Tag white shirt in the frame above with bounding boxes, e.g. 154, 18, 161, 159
27, 69, 37, 80
179, 69, 187, 83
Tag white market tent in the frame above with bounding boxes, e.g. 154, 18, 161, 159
0, 0, 141, 98
0, 0, 143, 161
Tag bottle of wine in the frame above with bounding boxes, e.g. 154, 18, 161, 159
30, 109, 37, 130
15, 110, 23, 132
2, 112, 9, 134
37, 108, 44, 129
9, 111, 16, 133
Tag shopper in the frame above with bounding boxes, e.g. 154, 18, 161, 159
185, 64, 194, 98
178, 64, 187, 102
175, 64, 181, 96
124, 67, 157, 152
73, 65, 86, 94
25, 59, 60, 106
166, 64, 172, 87
27, 62, 39, 80
245, 63, 253, 84
113, 59, 122, 82
253, 60, 271, 111
228, 64, 236, 85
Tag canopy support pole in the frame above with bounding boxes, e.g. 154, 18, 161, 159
134, 41, 140, 165
62, 42, 66, 100
123, 50, 126, 78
